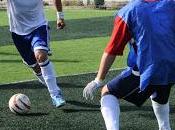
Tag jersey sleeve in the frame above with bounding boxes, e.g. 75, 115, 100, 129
104, 16, 132, 55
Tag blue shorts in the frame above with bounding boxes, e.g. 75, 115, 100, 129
107, 71, 172, 107
12, 25, 50, 67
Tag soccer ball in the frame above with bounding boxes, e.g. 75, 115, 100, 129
9, 93, 31, 114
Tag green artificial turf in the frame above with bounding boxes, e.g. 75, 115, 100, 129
0, 71, 175, 130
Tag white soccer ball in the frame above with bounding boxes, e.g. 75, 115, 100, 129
9, 93, 31, 114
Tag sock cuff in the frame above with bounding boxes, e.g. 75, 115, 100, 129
39, 59, 50, 67
101, 94, 119, 108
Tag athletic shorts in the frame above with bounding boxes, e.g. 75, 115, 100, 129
11, 25, 50, 67
107, 71, 173, 107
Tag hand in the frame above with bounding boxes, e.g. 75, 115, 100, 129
57, 19, 65, 30
83, 79, 103, 100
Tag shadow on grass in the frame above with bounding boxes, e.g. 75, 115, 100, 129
17, 112, 49, 117
0, 52, 19, 56
48, 16, 113, 41
0, 82, 83, 89
62, 108, 99, 113
67, 100, 100, 108
0, 59, 22, 63
62, 100, 175, 114
120, 105, 152, 112
61, 102, 152, 113
0, 59, 80, 63
170, 105, 175, 113
61, 100, 100, 113
0, 16, 113, 46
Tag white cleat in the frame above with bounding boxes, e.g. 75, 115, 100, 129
52, 92, 66, 107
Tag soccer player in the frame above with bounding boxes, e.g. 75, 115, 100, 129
6, 0, 66, 107
83, 0, 175, 129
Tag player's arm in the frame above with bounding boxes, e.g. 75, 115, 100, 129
83, 16, 132, 100
96, 53, 116, 81
96, 16, 132, 81
53, 0, 65, 29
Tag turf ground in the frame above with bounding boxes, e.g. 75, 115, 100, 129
0, 70, 175, 130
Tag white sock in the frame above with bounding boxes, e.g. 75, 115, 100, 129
151, 99, 171, 130
33, 72, 46, 85
39, 60, 61, 97
101, 95, 120, 130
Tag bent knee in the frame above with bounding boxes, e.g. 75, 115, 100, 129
101, 85, 110, 96
35, 50, 48, 63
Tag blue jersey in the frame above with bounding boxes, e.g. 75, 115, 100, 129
105, 0, 175, 90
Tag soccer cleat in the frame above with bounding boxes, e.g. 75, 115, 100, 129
52, 93, 66, 107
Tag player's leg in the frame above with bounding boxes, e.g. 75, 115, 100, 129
101, 86, 120, 130
11, 32, 45, 85
22, 59, 46, 85
35, 50, 65, 107
100, 69, 157, 130
32, 25, 65, 107
31, 63, 46, 85
151, 84, 172, 130
100, 71, 141, 130
34, 49, 59, 94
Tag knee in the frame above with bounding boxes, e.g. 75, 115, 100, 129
35, 50, 48, 63
101, 85, 110, 96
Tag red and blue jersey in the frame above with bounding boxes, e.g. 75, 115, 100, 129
105, 0, 175, 90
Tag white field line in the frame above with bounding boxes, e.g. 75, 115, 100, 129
0, 68, 125, 86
